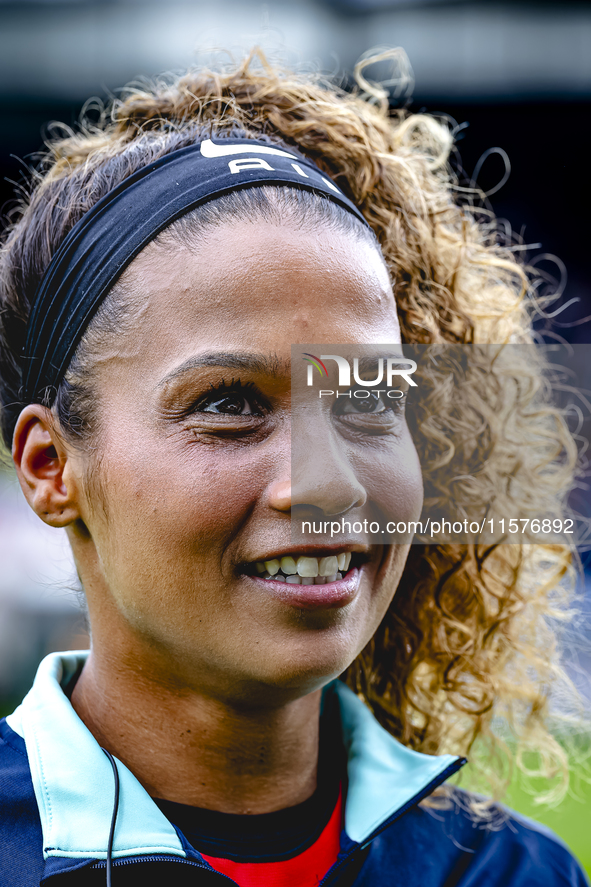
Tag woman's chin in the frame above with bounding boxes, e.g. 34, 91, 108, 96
224, 636, 365, 704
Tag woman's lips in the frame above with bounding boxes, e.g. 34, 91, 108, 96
247, 567, 361, 610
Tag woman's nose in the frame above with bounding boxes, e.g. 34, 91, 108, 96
267, 439, 367, 517
266, 406, 368, 517
267, 479, 292, 513
291, 447, 367, 516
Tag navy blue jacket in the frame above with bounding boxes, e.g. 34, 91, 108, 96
0, 651, 588, 886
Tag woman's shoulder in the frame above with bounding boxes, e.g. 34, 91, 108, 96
357, 786, 589, 887
0, 711, 587, 887
0, 716, 44, 886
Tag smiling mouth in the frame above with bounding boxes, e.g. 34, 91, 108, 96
244, 551, 366, 585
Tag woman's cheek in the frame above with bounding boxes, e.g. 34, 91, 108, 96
94, 447, 259, 601
362, 430, 424, 530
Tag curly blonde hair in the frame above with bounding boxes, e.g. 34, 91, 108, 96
0, 48, 587, 815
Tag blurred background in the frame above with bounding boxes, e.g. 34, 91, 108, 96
0, 0, 590, 870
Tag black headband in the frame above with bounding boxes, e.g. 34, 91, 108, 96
21, 137, 368, 405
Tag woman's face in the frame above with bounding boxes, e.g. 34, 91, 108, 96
72, 219, 423, 704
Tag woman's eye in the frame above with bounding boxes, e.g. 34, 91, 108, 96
342, 394, 387, 414
200, 392, 257, 415
191, 381, 269, 417
333, 389, 405, 417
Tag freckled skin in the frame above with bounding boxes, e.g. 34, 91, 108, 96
21, 221, 424, 812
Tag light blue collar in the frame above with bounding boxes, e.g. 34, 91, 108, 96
333, 679, 462, 842
6, 651, 462, 859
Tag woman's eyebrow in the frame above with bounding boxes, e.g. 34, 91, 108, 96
158, 352, 290, 387
355, 353, 406, 373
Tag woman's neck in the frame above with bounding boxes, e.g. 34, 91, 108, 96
70, 649, 322, 814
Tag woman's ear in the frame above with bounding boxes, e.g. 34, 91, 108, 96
12, 405, 81, 527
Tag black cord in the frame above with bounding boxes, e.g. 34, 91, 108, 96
101, 748, 120, 887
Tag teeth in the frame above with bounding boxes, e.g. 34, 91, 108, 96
280, 556, 298, 575
286, 575, 301, 584
264, 559, 280, 576
254, 552, 354, 580
296, 556, 319, 577
319, 556, 338, 577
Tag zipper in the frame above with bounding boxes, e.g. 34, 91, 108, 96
317, 757, 467, 887
90, 854, 238, 883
